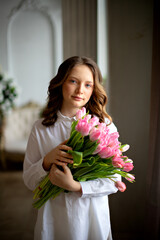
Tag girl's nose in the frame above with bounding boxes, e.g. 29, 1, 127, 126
76, 84, 83, 93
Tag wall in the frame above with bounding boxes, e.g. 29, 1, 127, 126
0, 0, 63, 106
107, 0, 153, 239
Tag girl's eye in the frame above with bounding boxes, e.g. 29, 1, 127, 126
70, 79, 77, 84
86, 83, 92, 88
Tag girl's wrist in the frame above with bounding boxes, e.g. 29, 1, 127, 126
71, 181, 82, 193
43, 156, 51, 171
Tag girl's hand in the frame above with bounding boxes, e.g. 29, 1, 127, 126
49, 164, 82, 193
43, 140, 73, 171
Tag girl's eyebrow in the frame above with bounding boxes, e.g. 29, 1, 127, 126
69, 75, 93, 83
86, 80, 94, 83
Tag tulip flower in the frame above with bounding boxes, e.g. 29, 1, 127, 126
98, 146, 115, 159
125, 173, 135, 182
89, 116, 99, 128
120, 144, 130, 152
112, 156, 125, 168
123, 162, 134, 172
89, 127, 102, 142
76, 107, 86, 120
75, 118, 91, 136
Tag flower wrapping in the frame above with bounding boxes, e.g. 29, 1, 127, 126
33, 107, 135, 209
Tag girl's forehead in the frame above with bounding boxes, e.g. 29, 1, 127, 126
69, 65, 94, 79
71, 64, 91, 71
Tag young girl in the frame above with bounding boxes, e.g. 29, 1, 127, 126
23, 56, 120, 240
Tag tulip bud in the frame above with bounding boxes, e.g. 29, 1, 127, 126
120, 144, 130, 152
125, 173, 135, 182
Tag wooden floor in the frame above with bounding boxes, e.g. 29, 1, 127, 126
0, 160, 143, 240
0, 165, 37, 240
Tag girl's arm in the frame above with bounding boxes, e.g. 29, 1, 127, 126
48, 162, 120, 197
23, 124, 48, 191
80, 175, 121, 198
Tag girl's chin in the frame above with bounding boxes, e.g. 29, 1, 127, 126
69, 99, 88, 109
71, 101, 84, 107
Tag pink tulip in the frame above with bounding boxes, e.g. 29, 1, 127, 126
108, 132, 119, 142
76, 107, 86, 120
97, 123, 109, 133
89, 127, 102, 142
124, 158, 133, 163
85, 114, 91, 121
107, 133, 120, 151
89, 116, 99, 128
114, 148, 122, 157
112, 156, 125, 168
91, 130, 109, 154
75, 118, 91, 136
125, 173, 135, 182
98, 146, 115, 159
108, 141, 120, 152
123, 162, 134, 172
93, 143, 104, 154
115, 181, 126, 192
121, 144, 130, 152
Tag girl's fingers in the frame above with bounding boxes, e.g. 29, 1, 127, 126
60, 151, 73, 159
59, 144, 72, 151
50, 140, 73, 166
59, 139, 72, 150
56, 155, 73, 164
55, 160, 67, 166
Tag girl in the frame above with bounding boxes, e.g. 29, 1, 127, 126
23, 56, 120, 240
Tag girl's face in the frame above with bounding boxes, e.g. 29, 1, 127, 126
61, 64, 94, 116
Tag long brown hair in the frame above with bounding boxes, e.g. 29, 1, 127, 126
42, 56, 112, 126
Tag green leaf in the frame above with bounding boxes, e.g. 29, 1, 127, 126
74, 138, 84, 151
83, 141, 99, 157
67, 131, 82, 149
73, 164, 98, 178
78, 157, 95, 167
68, 150, 83, 168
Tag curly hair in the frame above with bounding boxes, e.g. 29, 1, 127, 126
42, 56, 112, 126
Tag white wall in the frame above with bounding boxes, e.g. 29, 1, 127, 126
0, 0, 63, 106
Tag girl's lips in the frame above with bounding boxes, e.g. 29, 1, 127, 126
72, 96, 83, 100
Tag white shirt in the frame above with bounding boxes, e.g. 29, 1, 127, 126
23, 111, 120, 240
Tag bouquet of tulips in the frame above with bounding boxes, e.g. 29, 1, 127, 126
33, 107, 135, 209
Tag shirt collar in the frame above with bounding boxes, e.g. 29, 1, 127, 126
57, 110, 77, 122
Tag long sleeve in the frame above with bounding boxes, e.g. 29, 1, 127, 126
23, 121, 48, 191
80, 174, 121, 198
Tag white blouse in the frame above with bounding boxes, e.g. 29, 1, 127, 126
23, 111, 120, 240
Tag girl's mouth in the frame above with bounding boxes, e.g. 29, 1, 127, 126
72, 96, 83, 101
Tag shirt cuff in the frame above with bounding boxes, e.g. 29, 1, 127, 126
80, 176, 120, 198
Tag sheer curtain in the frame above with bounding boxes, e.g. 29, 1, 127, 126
146, 0, 160, 239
